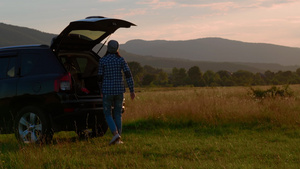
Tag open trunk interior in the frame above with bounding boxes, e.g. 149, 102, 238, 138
58, 51, 100, 96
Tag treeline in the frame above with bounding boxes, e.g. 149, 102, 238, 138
128, 61, 300, 87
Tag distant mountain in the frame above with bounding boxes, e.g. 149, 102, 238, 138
119, 49, 299, 73
0, 23, 56, 47
0, 22, 299, 73
121, 38, 300, 66
92, 45, 298, 73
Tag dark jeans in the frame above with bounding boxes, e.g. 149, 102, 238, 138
103, 94, 124, 135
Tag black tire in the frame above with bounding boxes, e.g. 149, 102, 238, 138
92, 116, 108, 137
14, 106, 53, 144
76, 113, 108, 139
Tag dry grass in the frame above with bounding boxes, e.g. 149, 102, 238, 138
1, 86, 300, 168
124, 85, 300, 127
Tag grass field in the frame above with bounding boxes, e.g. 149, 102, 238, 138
1, 86, 300, 168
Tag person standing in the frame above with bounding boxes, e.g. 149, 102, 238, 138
98, 40, 135, 145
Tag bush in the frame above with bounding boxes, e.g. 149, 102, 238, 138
249, 85, 294, 99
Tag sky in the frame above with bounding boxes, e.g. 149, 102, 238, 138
1, 0, 300, 47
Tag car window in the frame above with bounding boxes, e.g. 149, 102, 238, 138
61, 55, 97, 77
62, 56, 88, 73
69, 30, 105, 41
20, 53, 41, 76
76, 57, 88, 73
0, 57, 16, 79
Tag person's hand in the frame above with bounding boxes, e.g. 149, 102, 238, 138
130, 92, 135, 100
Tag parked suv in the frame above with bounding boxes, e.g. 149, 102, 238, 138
0, 16, 135, 143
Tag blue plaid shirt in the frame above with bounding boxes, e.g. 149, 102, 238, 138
98, 53, 134, 95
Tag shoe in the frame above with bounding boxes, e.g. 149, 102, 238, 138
109, 134, 120, 145
115, 140, 124, 144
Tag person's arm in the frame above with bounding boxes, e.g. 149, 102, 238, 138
123, 59, 135, 100
130, 92, 136, 100
98, 59, 104, 96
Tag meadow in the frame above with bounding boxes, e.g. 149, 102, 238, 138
1, 85, 300, 168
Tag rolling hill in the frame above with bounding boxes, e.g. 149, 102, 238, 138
0, 22, 299, 73
121, 38, 300, 66
119, 49, 299, 73
0, 23, 55, 47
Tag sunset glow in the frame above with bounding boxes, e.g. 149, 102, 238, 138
1, 0, 300, 47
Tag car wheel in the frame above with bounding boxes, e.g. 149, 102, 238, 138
76, 113, 108, 139
91, 112, 108, 137
14, 106, 53, 144
92, 118, 108, 137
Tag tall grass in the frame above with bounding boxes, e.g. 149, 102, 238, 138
1, 85, 300, 168
124, 85, 300, 127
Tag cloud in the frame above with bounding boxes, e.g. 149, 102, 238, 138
286, 16, 300, 23
112, 8, 147, 18
180, 2, 239, 11
127, 0, 300, 46
176, 0, 298, 11
98, 0, 117, 2
137, 0, 177, 9
255, 0, 297, 7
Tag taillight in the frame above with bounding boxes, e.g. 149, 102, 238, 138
54, 73, 72, 92
64, 108, 75, 113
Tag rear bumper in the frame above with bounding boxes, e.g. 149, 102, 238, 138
53, 95, 103, 118
60, 95, 125, 113
51, 94, 124, 131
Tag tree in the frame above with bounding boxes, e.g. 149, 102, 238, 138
128, 62, 143, 86
187, 66, 205, 87
203, 70, 221, 86
170, 67, 188, 86
232, 70, 254, 86
296, 68, 300, 76
143, 65, 158, 74
142, 74, 157, 86
216, 70, 235, 86
141, 65, 168, 86
274, 71, 300, 84
264, 70, 275, 85
253, 73, 265, 85
154, 71, 168, 86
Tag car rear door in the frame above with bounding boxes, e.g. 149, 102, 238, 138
51, 16, 136, 52
0, 52, 18, 133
